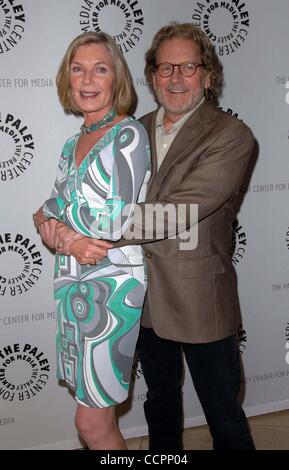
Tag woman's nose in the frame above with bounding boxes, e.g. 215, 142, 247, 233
83, 70, 93, 84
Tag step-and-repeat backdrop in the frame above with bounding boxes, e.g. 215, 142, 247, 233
1, 0, 289, 449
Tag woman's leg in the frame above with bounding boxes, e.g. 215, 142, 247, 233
75, 403, 127, 450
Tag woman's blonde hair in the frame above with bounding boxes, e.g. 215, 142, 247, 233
145, 22, 223, 105
56, 31, 137, 116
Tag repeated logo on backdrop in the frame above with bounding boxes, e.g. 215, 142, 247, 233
192, 0, 250, 55
0, 342, 50, 402
238, 323, 247, 353
79, 0, 144, 53
0, 1, 25, 54
0, 111, 35, 181
0, 233, 42, 296
286, 227, 289, 250
231, 220, 247, 265
286, 81, 289, 105
219, 106, 241, 120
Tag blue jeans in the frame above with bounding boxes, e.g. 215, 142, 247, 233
137, 327, 255, 450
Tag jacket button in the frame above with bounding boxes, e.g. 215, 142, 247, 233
145, 252, 152, 259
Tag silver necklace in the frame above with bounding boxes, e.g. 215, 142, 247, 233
80, 109, 116, 135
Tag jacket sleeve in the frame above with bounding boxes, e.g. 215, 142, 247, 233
115, 121, 254, 245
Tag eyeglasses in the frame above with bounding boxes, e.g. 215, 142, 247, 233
154, 61, 207, 78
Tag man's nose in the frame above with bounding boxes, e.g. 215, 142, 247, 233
170, 65, 183, 81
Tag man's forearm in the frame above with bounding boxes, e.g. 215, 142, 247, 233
113, 201, 198, 248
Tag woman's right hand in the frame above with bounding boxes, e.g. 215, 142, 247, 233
37, 219, 85, 254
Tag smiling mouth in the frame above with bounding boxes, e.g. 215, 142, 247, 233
168, 89, 186, 93
80, 91, 100, 98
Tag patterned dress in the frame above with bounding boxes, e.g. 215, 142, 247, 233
43, 117, 150, 408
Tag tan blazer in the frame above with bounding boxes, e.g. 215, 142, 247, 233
135, 101, 255, 343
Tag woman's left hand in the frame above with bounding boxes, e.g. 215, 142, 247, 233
52, 223, 86, 254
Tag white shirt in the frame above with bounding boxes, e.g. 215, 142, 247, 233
155, 97, 205, 170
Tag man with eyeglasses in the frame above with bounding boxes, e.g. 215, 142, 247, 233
133, 22, 256, 451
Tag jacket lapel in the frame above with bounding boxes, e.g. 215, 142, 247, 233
147, 101, 215, 200
145, 112, 158, 195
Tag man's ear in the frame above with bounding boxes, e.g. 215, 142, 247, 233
152, 72, 156, 91
204, 72, 211, 90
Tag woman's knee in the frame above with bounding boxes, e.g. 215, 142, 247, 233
75, 405, 115, 440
